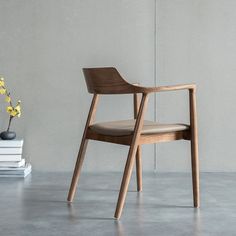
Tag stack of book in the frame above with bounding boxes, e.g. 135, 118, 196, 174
0, 139, 31, 178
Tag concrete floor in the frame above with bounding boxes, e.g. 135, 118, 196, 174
0, 172, 236, 236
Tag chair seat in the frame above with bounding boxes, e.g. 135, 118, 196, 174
90, 120, 189, 136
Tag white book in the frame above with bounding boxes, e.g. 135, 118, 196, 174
0, 163, 31, 177
0, 155, 21, 162
0, 172, 30, 177
0, 159, 25, 168
0, 148, 22, 155
0, 140, 23, 148
0, 163, 31, 174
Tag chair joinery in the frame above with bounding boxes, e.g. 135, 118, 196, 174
67, 67, 200, 220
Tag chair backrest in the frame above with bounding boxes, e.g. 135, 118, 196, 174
83, 67, 136, 94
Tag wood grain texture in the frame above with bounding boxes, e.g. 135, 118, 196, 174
134, 92, 142, 192
68, 67, 200, 219
86, 128, 132, 145
135, 147, 142, 192
189, 88, 200, 208
86, 129, 190, 146
140, 130, 190, 144
83, 67, 195, 94
114, 94, 149, 219
67, 94, 99, 202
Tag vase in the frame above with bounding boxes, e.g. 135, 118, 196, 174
0, 131, 16, 140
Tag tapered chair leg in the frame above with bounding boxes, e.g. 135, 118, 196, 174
67, 139, 88, 202
191, 137, 199, 207
114, 94, 149, 219
136, 146, 142, 192
114, 145, 138, 219
133, 93, 142, 192
68, 94, 99, 203
189, 89, 200, 208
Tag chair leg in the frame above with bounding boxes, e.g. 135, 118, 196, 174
189, 89, 200, 208
133, 93, 142, 192
114, 144, 138, 219
191, 136, 200, 208
135, 146, 142, 192
114, 93, 149, 219
67, 139, 88, 202
67, 94, 99, 202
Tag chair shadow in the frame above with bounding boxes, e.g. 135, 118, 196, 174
66, 203, 115, 221
66, 201, 194, 223
150, 204, 193, 209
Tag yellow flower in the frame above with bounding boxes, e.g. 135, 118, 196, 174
15, 101, 21, 113
6, 106, 13, 113
15, 106, 21, 113
5, 95, 11, 103
0, 88, 6, 94
6, 102, 22, 117
10, 110, 18, 117
0, 78, 4, 87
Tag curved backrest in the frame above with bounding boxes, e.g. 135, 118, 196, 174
83, 67, 136, 94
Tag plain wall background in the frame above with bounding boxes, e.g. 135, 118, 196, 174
0, 0, 235, 172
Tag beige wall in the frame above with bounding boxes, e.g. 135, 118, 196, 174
0, 0, 235, 172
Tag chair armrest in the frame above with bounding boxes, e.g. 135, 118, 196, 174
131, 83, 196, 94
152, 83, 196, 92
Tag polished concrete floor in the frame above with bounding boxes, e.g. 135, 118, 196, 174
0, 172, 236, 236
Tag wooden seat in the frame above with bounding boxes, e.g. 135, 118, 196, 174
67, 67, 199, 219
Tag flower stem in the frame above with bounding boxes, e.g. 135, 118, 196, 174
7, 116, 13, 132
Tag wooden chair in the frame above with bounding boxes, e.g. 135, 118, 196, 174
67, 67, 199, 219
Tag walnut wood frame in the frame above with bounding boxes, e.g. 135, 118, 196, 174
67, 67, 199, 219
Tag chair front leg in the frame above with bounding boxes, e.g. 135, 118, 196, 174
191, 135, 199, 207
133, 92, 142, 192
67, 94, 99, 202
115, 93, 149, 219
189, 89, 200, 207
67, 139, 88, 202
114, 143, 139, 219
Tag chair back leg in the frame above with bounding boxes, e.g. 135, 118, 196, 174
136, 146, 142, 192
189, 89, 200, 207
